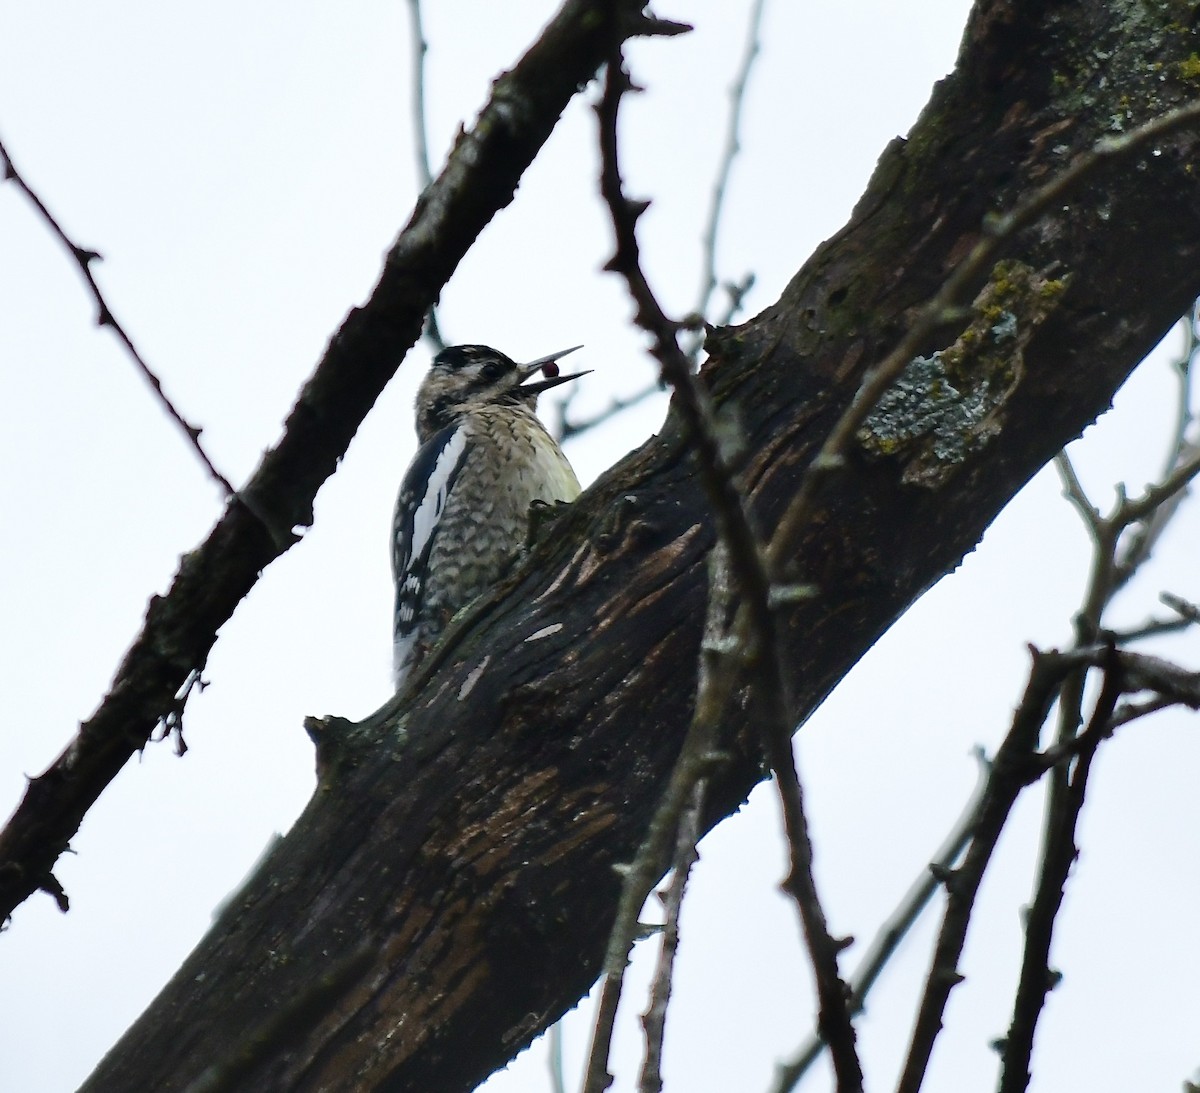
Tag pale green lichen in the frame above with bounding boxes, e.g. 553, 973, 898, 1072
858, 352, 995, 465
858, 260, 1070, 488
1178, 53, 1200, 81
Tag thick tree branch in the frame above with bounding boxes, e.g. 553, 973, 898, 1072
77, 4, 1200, 1091
0, 0, 665, 923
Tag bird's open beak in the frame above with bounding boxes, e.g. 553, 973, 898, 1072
518, 345, 591, 394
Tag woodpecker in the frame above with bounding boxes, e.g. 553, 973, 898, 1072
391, 343, 587, 687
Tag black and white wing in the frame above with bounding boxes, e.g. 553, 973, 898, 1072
391, 423, 469, 685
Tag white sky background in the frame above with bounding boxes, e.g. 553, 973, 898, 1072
1, 2, 1198, 1091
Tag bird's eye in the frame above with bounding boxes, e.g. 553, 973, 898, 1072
481, 360, 506, 381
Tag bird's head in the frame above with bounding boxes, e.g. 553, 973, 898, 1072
415, 344, 587, 440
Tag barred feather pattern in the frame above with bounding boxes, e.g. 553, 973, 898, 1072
392, 402, 580, 686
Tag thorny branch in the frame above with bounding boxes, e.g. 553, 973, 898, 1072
894, 646, 1087, 1093
996, 648, 1123, 1093
590, 47, 861, 1093
0, 133, 239, 501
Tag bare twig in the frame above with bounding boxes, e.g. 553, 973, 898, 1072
1103, 614, 1194, 644
0, 133, 239, 500
559, 380, 663, 441
1055, 423, 1200, 652
579, 544, 738, 1093
996, 651, 1123, 1093
597, 60, 768, 623
1052, 452, 1102, 537
637, 782, 704, 1093
0, 0, 664, 922
894, 647, 1084, 1093
684, 0, 766, 362
404, 0, 447, 352
1167, 300, 1197, 465
767, 99, 1200, 574
594, 49, 861, 1092
1114, 302, 1200, 585
995, 321, 1200, 1093
564, 0, 767, 442
405, 0, 435, 192
1108, 693, 1175, 728
549, 1020, 567, 1093
771, 750, 991, 1093
1163, 591, 1200, 625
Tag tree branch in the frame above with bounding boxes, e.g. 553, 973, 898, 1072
684, 0, 765, 362
772, 751, 991, 1093
72, 5, 1200, 1090
0, 133, 239, 502
595, 48, 860, 1090
894, 647, 1084, 1093
996, 648, 1123, 1093
0, 0, 661, 924
404, 0, 447, 352
637, 782, 703, 1093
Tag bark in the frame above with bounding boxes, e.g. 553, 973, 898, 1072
0, 0, 666, 924
82, 2, 1200, 1091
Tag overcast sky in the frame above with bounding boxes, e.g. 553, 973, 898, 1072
2, 3, 1198, 1091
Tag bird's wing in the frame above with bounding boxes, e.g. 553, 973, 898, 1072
392, 423, 469, 681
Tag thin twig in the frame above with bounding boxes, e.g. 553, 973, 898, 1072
772, 749, 991, 1093
579, 545, 739, 1093
637, 781, 705, 1093
1167, 301, 1197, 467
1163, 591, 1200, 625
684, 0, 766, 362
405, 0, 434, 192
997, 336, 1200, 1092
405, 0, 447, 352
549, 1020, 567, 1093
1053, 452, 1102, 538
564, 0, 768, 442
0, 133, 238, 500
597, 59, 769, 627
595, 50, 861, 1093
767, 98, 1200, 574
1108, 693, 1175, 728
996, 650, 1123, 1093
560, 380, 663, 441
1104, 614, 1194, 644
893, 647, 1083, 1093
